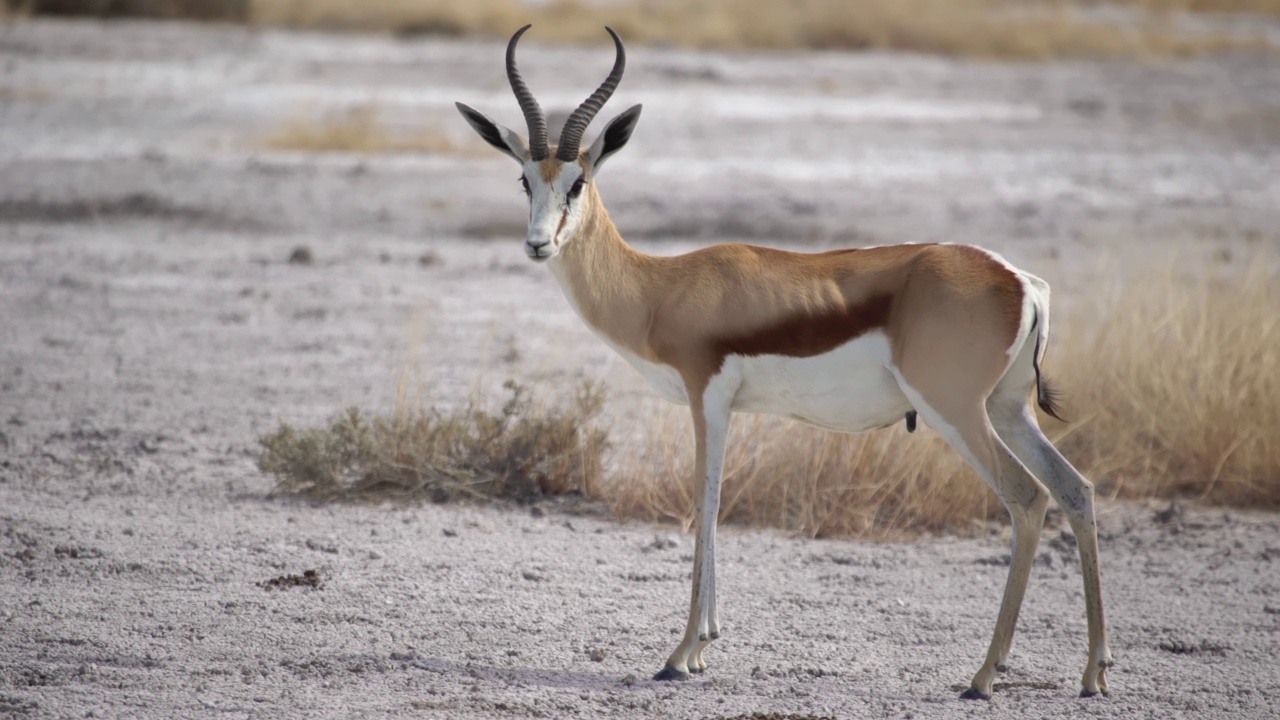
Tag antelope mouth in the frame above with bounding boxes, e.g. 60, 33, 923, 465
525, 246, 554, 262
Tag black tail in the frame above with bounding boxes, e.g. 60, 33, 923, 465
1030, 311, 1067, 422
1036, 374, 1066, 422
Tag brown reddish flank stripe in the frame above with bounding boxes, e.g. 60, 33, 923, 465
712, 293, 894, 372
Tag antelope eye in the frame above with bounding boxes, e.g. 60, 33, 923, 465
519, 175, 531, 196
568, 178, 585, 199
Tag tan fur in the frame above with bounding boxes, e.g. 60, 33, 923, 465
556, 184, 1024, 400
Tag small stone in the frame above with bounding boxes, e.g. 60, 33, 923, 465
287, 246, 314, 265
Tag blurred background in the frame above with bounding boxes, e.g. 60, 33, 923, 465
3, 8, 1278, 717
7, 0, 1280, 57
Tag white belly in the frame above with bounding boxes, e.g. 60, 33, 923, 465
730, 331, 910, 433
612, 331, 909, 434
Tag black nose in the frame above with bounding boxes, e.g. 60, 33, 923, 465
527, 240, 550, 250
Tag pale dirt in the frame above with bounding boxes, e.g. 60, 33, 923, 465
2, 18, 1279, 720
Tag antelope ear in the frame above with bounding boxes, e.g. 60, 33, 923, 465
455, 102, 529, 163
586, 104, 642, 174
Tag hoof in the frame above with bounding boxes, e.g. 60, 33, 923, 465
709, 631, 721, 640
689, 665, 705, 674
653, 666, 690, 682
959, 687, 991, 701
1079, 689, 1109, 698
995, 663, 1008, 674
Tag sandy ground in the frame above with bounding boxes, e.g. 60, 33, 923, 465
2, 18, 1279, 720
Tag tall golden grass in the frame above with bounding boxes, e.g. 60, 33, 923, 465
244, 0, 1269, 60
1051, 257, 1280, 506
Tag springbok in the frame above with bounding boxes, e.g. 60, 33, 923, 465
455, 25, 1112, 699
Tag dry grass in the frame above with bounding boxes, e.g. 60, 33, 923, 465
244, 0, 1270, 60
257, 380, 608, 503
0, 84, 51, 102
1172, 103, 1280, 144
11, 0, 1271, 58
609, 406, 988, 538
260, 254, 1278, 538
261, 105, 478, 155
1112, 0, 1280, 13
7, 0, 246, 20
1051, 256, 1280, 506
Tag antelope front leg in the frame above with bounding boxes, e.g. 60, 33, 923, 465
654, 380, 734, 681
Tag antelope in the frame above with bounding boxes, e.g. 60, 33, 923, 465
455, 25, 1112, 699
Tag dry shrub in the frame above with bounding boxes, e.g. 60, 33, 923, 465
246, 0, 1268, 59
609, 403, 984, 539
257, 380, 608, 503
1051, 256, 1280, 507
261, 105, 476, 155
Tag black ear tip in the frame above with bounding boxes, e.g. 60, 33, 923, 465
618, 105, 642, 130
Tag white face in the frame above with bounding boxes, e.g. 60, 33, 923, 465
520, 160, 588, 263
455, 101, 641, 262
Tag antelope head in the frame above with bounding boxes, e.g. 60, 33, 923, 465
456, 25, 642, 263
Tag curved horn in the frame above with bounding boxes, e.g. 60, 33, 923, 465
507, 24, 549, 160
556, 27, 625, 162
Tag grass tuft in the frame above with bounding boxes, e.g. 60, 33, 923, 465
258, 379, 608, 503
261, 105, 477, 155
